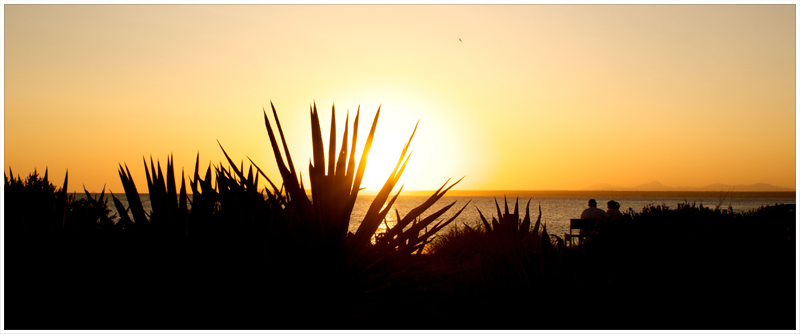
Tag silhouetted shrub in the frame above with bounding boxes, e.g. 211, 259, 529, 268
4, 104, 471, 329
4, 168, 68, 235
425, 200, 795, 329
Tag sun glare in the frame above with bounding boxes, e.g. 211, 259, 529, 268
347, 95, 463, 192
358, 123, 415, 192
312, 82, 466, 192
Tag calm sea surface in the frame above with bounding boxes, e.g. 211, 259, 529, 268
80, 193, 795, 240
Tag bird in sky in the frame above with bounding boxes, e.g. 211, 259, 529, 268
459, 38, 462, 43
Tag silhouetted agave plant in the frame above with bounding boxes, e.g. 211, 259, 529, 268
235, 102, 469, 285
474, 197, 563, 285
113, 101, 467, 293
113, 155, 188, 237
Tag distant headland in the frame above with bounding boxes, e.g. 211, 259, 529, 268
356, 181, 795, 197
583, 181, 795, 193
359, 190, 795, 198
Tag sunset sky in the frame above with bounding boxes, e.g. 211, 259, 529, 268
4, 4, 796, 193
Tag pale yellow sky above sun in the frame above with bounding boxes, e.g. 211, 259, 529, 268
4, 4, 796, 192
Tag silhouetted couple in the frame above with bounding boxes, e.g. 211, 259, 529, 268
580, 199, 622, 219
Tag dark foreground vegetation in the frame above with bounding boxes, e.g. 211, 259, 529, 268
426, 201, 795, 329
4, 104, 796, 330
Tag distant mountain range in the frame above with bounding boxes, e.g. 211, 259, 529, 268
585, 181, 795, 192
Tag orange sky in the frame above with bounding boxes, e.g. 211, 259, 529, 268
4, 4, 796, 193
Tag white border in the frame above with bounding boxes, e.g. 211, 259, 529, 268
0, 1, 797, 333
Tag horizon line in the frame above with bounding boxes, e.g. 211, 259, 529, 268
81, 189, 797, 194
85, 189, 796, 197
359, 189, 797, 193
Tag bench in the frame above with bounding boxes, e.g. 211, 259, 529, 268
565, 218, 597, 247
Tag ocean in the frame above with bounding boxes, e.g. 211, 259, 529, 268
78, 191, 795, 240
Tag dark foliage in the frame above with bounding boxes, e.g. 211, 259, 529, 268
424, 201, 796, 330
4, 104, 468, 329
4, 168, 68, 235
3, 105, 794, 330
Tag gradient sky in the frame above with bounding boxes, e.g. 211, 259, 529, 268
4, 4, 796, 193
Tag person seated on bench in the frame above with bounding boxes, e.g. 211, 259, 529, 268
581, 199, 610, 220
606, 200, 622, 218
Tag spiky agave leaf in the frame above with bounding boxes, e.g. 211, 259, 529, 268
56, 170, 68, 233
540, 221, 550, 255
350, 180, 468, 279
118, 163, 148, 225
406, 200, 471, 252
532, 202, 542, 237
376, 194, 455, 252
263, 103, 307, 206
349, 149, 412, 252
521, 199, 532, 234
110, 191, 133, 228
245, 156, 284, 204
218, 142, 266, 200
308, 103, 335, 240
151, 158, 165, 223
332, 111, 353, 235
347, 106, 390, 244
379, 176, 460, 245
477, 207, 492, 232
353, 199, 470, 283
166, 155, 178, 212
179, 169, 188, 236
